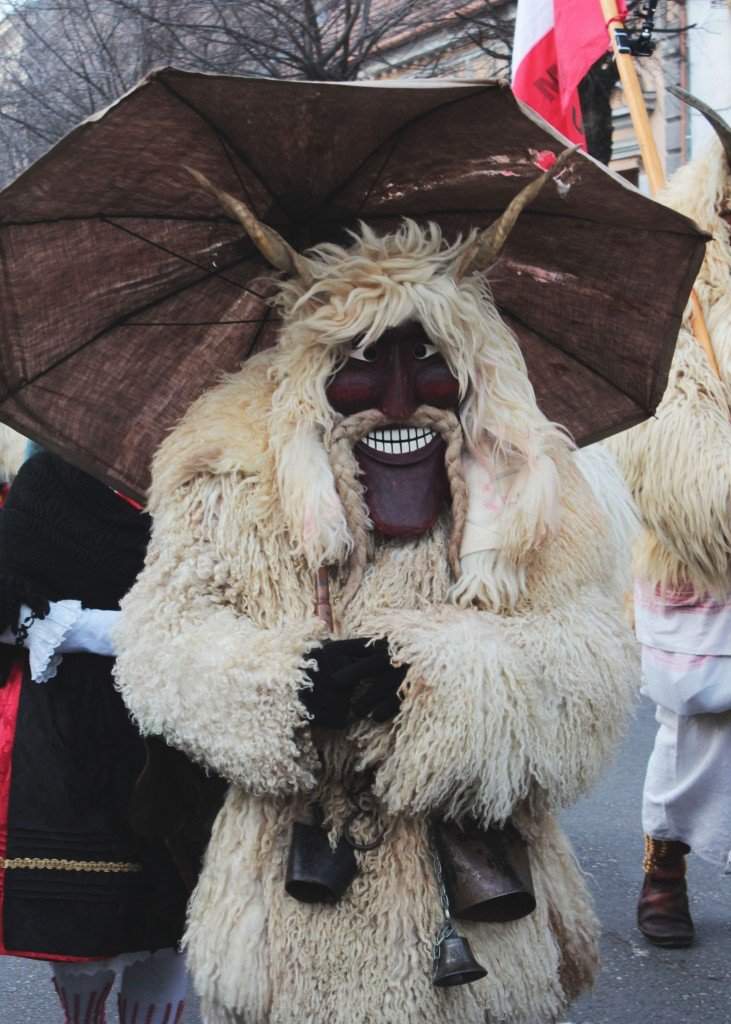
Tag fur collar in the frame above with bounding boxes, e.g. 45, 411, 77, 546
148, 351, 276, 513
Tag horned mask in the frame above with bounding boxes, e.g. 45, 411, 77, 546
189, 152, 575, 609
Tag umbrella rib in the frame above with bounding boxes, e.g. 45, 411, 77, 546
159, 77, 295, 225
0, 250, 268, 403
0, 213, 258, 228
320, 206, 687, 236
102, 216, 269, 300
315, 88, 490, 221
241, 305, 275, 362
0, 208, 700, 239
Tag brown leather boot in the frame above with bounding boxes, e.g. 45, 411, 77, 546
637, 836, 694, 947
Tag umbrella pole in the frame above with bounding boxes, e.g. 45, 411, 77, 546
598, 0, 721, 379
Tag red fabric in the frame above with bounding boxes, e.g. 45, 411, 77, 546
114, 491, 144, 512
3, 947, 103, 963
0, 662, 23, 956
512, 0, 627, 147
512, 27, 587, 145
553, 0, 627, 114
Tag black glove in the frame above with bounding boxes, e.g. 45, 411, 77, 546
301, 637, 407, 729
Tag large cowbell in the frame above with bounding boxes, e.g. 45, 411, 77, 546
434, 819, 536, 923
285, 817, 358, 904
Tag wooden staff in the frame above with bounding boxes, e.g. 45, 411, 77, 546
598, 0, 721, 379
315, 566, 334, 634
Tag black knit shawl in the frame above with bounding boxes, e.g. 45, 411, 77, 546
0, 451, 150, 633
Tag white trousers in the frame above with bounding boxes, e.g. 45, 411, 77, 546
643, 704, 731, 869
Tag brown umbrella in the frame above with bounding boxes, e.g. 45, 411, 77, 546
0, 69, 706, 500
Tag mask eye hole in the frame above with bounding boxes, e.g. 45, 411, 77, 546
350, 343, 378, 363
414, 341, 439, 360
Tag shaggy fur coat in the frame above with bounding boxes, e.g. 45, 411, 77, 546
608, 137, 731, 594
114, 343, 636, 1024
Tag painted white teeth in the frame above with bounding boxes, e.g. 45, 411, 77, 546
362, 426, 436, 453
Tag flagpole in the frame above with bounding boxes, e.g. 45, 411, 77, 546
598, 0, 721, 378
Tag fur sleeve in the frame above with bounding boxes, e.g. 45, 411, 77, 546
359, 591, 637, 825
607, 336, 731, 594
113, 493, 320, 796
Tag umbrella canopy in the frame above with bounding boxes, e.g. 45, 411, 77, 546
0, 69, 706, 500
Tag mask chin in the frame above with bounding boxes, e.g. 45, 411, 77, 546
354, 438, 449, 537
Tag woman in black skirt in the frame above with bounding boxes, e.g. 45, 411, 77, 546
0, 450, 192, 1024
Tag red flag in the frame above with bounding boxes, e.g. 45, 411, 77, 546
554, 0, 626, 111
511, 0, 622, 147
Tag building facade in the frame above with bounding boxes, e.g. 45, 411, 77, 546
366, 0, 731, 189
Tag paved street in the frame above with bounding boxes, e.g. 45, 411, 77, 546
563, 697, 731, 1024
0, 958, 202, 1023
1, 697, 728, 1023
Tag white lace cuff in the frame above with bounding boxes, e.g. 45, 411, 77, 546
58, 608, 119, 659
0, 602, 121, 683
26, 600, 83, 683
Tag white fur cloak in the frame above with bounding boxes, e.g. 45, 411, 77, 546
114, 350, 636, 1024
608, 137, 731, 596
606, 137, 731, 867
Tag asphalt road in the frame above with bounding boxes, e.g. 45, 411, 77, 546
563, 697, 731, 1024
0, 697, 728, 1023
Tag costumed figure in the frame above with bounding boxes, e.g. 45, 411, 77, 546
114, 153, 637, 1024
0, 450, 196, 1024
609, 90, 731, 948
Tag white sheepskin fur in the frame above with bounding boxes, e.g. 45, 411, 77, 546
574, 444, 638, 595
115, 221, 637, 1024
608, 138, 731, 595
0, 425, 27, 483
359, 592, 636, 827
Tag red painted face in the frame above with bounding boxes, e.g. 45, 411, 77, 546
326, 321, 461, 537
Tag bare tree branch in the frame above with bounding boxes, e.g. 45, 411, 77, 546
6, 0, 680, 188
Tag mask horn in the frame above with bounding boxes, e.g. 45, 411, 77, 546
667, 85, 731, 167
186, 167, 314, 284
454, 146, 578, 280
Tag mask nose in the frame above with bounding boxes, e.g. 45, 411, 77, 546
380, 341, 417, 421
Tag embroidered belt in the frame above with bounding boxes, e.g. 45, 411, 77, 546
1, 857, 143, 873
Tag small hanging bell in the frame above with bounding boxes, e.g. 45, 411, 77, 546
432, 924, 488, 988
429, 826, 488, 988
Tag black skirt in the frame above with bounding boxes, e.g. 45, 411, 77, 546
0, 651, 188, 961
